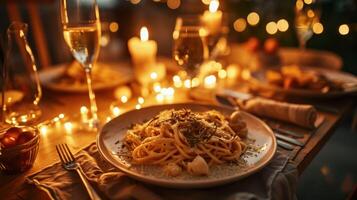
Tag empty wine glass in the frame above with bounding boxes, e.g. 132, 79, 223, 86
60, 0, 101, 125
2, 22, 42, 125
295, 0, 321, 52
173, 17, 209, 79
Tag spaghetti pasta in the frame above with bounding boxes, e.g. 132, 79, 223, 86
123, 109, 248, 176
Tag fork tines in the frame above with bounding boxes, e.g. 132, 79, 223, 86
56, 143, 76, 164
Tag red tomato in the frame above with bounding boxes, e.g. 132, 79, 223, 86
1, 136, 17, 148
16, 131, 36, 145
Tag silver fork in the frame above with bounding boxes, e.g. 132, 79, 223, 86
56, 144, 101, 200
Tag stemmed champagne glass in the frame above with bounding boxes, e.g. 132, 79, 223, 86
295, 0, 321, 54
173, 17, 209, 80
60, 0, 101, 125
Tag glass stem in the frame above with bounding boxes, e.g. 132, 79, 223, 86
85, 65, 98, 124
299, 40, 306, 66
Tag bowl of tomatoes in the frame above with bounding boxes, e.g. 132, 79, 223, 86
0, 126, 40, 174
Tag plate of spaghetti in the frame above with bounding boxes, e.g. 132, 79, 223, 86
97, 103, 276, 188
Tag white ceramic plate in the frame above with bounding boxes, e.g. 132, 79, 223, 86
39, 62, 133, 92
252, 67, 357, 98
97, 103, 277, 188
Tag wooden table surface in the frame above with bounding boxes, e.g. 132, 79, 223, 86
0, 87, 355, 200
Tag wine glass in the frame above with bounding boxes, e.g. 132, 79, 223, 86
2, 22, 42, 125
60, 0, 101, 125
173, 17, 209, 80
294, 0, 321, 52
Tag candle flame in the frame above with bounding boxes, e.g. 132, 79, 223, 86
140, 26, 149, 41
209, 0, 219, 13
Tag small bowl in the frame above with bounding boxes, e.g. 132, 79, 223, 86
0, 126, 40, 174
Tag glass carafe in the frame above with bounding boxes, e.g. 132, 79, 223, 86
2, 22, 42, 125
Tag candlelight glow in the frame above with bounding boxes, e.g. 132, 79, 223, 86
266, 21, 278, 35
153, 82, 161, 93
233, 18, 247, 32
191, 77, 200, 87
209, 0, 219, 13
138, 97, 145, 104
40, 125, 48, 135
184, 79, 192, 88
296, 0, 304, 10
247, 12, 260, 26
218, 69, 227, 79
227, 65, 240, 79
167, 0, 181, 9
111, 106, 121, 117
59, 113, 65, 119
135, 104, 141, 110
109, 22, 119, 32
277, 19, 289, 32
204, 75, 217, 89
150, 72, 158, 80
312, 22, 323, 34
156, 93, 164, 102
80, 106, 88, 114
339, 24, 349, 35
304, 0, 313, 5
140, 27, 149, 41
64, 122, 73, 133
121, 96, 128, 103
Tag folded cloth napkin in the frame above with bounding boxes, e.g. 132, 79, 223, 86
239, 97, 317, 129
27, 142, 298, 200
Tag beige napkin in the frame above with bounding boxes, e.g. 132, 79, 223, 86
26, 142, 298, 200
240, 98, 317, 129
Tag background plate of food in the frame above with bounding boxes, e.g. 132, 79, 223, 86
251, 65, 357, 98
97, 103, 276, 188
39, 61, 134, 92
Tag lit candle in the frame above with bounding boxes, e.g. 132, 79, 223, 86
202, 0, 223, 35
128, 27, 166, 85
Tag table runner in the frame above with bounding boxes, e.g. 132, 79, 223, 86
27, 142, 298, 200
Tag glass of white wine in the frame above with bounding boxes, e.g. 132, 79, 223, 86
295, 0, 321, 52
60, 0, 101, 125
173, 17, 209, 79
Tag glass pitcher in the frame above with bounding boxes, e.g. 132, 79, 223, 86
2, 22, 42, 125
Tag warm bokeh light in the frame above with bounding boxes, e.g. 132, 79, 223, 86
167, 0, 181, 9
138, 97, 145, 104
209, 0, 219, 13
266, 21, 278, 35
339, 24, 349, 35
40, 125, 48, 135
296, 0, 304, 10
247, 12, 260, 26
64, 122, 73, 133
233, 18, 247, 32
130, 0, 141, 4
109, 22, 119, 32
202, 0, 210, 5
150, 72, 158, 80
304, 0, 313, 5
140, 27, 149, 41
277, 19, 289, 32
204, 75, 217, 89
307, 9, 315, 18
312, 22, 323, 34
218, 69, 227, 79
111, 106, 121, 116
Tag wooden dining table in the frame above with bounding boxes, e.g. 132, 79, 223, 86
0, 83, 355, 200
